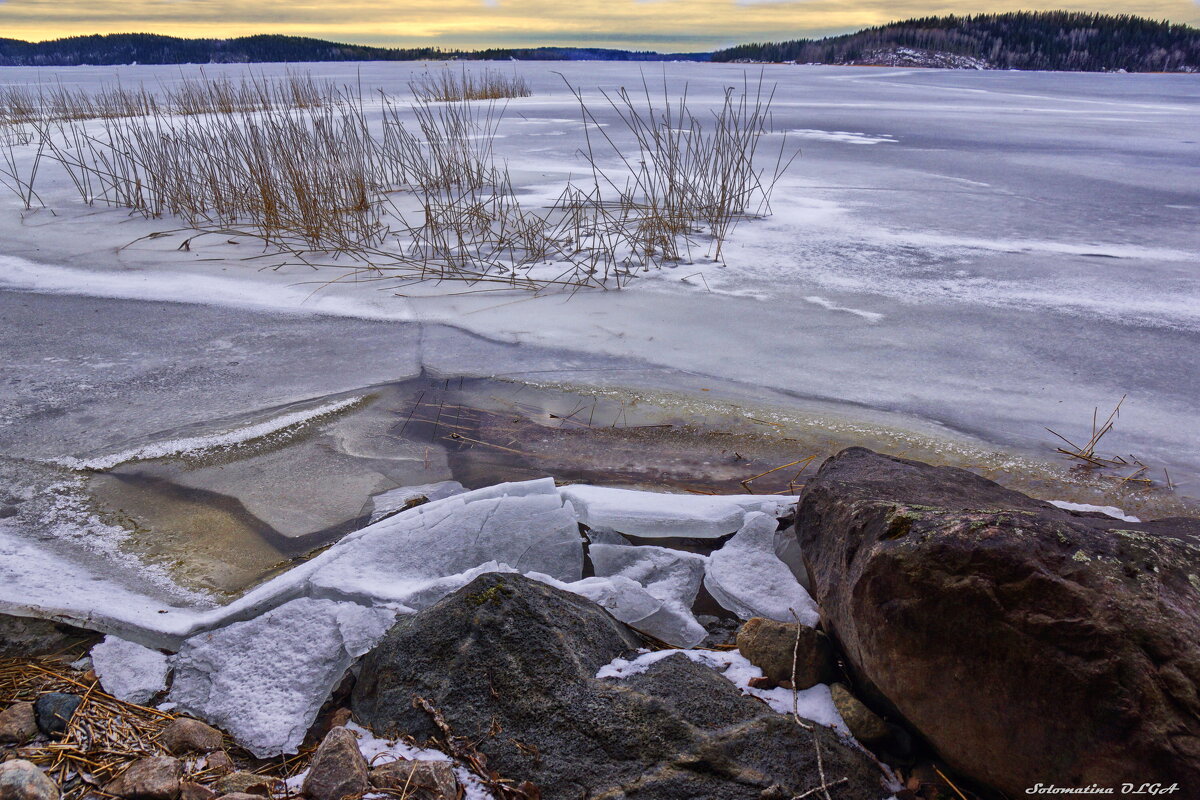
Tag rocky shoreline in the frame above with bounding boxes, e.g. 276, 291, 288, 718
2, 448, 1197, 799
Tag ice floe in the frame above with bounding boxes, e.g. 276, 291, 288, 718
561, 484, 794, 539
169, 598, 397, 757
91, 635, 171, 705
589, 543, 708, 647
705, 512, 820, 626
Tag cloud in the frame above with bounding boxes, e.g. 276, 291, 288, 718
0, 0, 1196, 50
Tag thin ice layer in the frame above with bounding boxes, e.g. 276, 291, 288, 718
705, 512, 820, 626
561, 485, 793, 539
91, 635, 171, 705
589, 543, 708, 648
169, 598, 396, 757
369, 481, 466, 523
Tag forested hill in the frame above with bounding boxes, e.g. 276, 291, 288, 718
0, 34, 710, 66
711, 12, 1200, 72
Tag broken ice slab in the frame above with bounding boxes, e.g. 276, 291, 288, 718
169, 597, 396, 758
589, 543, 708, 647
91, 635, 171, 705
705, 512, 820, 626
308, 480, 583, 607
368, 481, 465, 523
560, 485, 795, 539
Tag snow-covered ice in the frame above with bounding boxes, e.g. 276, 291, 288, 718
169, 598, 397, 757
90, 635, 171, 705
705, 512, 821, 626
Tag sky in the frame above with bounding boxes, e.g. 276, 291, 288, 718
2, 0, 1199, 52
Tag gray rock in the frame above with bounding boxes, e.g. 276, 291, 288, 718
735, 617, 834, 688
353, 573, 888, 800
300, 727, 369, 800
201, 752, 234, 777
210, 773, 276, 797
797, 447, 1200, 796
830, 684, 889, 745
369, 761, 457, 800
0, 703, 38, 746
104, 757, 182, 800
159, 719, 224, 755
178, 783, 216, 800
32, 695, 81, 738
0, 615, 93, 659
0, 760, 58, 800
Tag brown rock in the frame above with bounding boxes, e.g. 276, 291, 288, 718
328, 709, 352, 730
209, 774, 275, 797
796, 447, 1200, 796
159, 719, 223, 755
369, 761, 457, 800
300, 728, 369, 800
735, 617, 834, 688
215, 794, 266, 800
830, 684, 889, 745
0, 704, 38, 746
104, 757, 182, 800
0, 759, 59, 800
746, 676, 776, 690
201, 753, 234, 777
178, 783, 215, 800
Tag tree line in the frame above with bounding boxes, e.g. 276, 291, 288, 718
711, 12, 1200, 72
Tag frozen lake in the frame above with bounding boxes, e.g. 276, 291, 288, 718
1, 62, 1198, 604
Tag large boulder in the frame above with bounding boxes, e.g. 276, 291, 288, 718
352, 573, 888, 800
796, 447, 1200, 796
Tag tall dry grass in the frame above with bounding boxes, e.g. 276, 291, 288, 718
0, 69, 795, 291
410, 67, 532, 102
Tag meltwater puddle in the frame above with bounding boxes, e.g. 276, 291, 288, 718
70, 373, 1197, 596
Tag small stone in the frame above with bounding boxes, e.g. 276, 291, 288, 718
104, 757, 182, 800
32, 695, 82, 738
159, 719, 223, 755
369, 761, 457, 800
179, 783, 215, 800
0, 759, 59, 800
328, 709, 352, 729
746, 676, 777, 690
217, 794, 267, 800
210, 773, 276, 797
0, 704, 38, 746
202, 753, 234, 777
301, 728, 369, 800
736, 617, 835, 689
830, 684, 890, 745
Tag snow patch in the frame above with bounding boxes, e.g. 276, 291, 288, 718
1049, 500, 1140, 523
597, 648, 848, 736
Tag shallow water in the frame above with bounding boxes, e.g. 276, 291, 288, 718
76, 373, 1198, 596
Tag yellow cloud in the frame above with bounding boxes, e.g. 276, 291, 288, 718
1, 0, 1197, 51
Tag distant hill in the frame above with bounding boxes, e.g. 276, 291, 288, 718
711, 11, 1200, 72
0, 34, 711, 67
